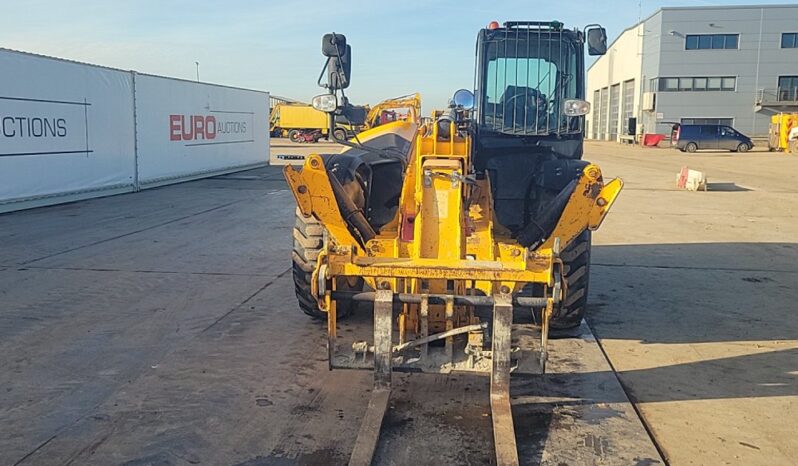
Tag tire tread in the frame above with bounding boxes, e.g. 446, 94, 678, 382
550, 230, 591, 329
291, 208, 358, 320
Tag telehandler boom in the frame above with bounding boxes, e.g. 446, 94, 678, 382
284, 21, 620, 465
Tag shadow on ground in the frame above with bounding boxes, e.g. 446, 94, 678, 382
509, 241, 798, 464
707, 182, 752, 191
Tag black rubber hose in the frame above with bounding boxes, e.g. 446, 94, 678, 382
327, 173, 376, 246
516, 178, 578, 248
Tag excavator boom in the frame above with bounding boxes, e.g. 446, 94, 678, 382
364, 93, 421, 128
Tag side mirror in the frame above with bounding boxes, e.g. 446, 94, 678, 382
586, 27, 608, 56
327, 44, 351, 90
452, 89, 475, 109
322, 33, 346, 57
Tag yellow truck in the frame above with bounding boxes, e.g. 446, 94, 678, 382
270, 103, 331, 142
271, 103, 365, 143
768, 113, 798, 153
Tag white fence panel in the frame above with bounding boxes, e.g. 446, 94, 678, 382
134, 75, 269, 185
0, 49, 136, 211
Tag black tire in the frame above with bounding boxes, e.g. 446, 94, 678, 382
288, 129, 301, 143
550, 230, 591, 329
685, 142, 698, 153
736, 142, 750, 153
333, 128, 347, 141
292, 208, 360, 320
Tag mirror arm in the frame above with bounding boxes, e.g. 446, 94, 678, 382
317, 58, 331, 89
328, 111, 337, 143
332, 44, 344, 89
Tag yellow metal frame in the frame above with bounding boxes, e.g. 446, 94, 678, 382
284, 122, 622, 318
769, 113, 798, 152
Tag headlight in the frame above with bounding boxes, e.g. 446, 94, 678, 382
312, 94, 338, 112
563, 99, 590, 117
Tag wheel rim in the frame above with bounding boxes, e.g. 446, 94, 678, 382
687, 143, 697, 153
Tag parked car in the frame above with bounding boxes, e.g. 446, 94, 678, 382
674, 124, 753, 153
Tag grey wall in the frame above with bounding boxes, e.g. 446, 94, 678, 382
640, 12, 663, 134
647, 5, 798, 137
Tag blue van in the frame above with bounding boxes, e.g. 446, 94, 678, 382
675, 124, 753, 153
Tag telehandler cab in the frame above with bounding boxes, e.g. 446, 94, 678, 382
284, 21, 621, 465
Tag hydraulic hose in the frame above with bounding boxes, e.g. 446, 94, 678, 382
327, 173, 376, 246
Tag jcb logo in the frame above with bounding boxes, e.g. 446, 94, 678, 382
169, 115, 217, 141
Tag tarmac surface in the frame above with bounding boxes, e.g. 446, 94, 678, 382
1, 140, 796, 465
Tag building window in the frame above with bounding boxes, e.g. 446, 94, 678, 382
661, 78, 679, 91
658, 76, 736, 92
681, 118, 734, 126
778, 76, 798, 101
782, 33, 798, 48
685, 34, 739, 50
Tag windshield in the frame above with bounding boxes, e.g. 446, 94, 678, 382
480, 32, 580, 135
720, 126, 738, 137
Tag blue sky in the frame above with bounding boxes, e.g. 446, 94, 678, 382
0, 0, 793, 110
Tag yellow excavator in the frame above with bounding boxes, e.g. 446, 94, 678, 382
363, 93, 421, 128
284, 21, 620, 465
331, 93, 421, 140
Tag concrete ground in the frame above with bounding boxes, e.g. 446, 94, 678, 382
584, 142, 798, 465
0, 139, 795, 465
0, 155, 659, 465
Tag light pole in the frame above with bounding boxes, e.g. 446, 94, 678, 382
195, 61, 200, 82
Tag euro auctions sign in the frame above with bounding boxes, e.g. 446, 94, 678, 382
133, 73, 268, 185
168, 112, 253, 146
0, 96, 91, 157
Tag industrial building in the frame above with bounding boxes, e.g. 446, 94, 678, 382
587, 4, 798, 141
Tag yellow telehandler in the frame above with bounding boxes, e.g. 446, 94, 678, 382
767, 113, 798, 153
284, 21, 621, 465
